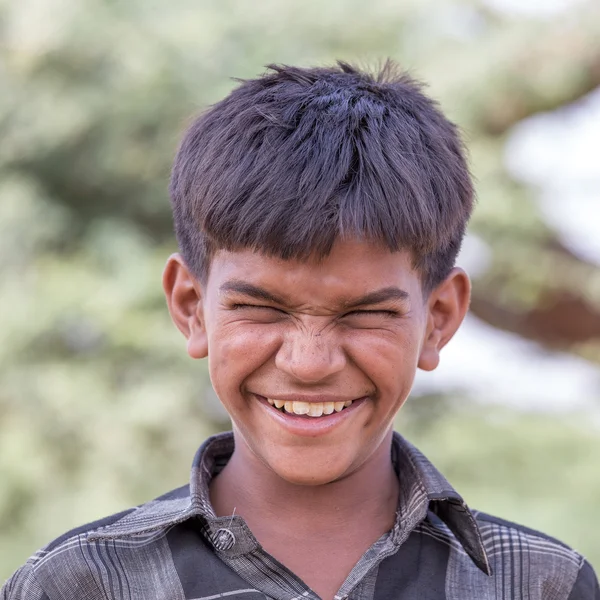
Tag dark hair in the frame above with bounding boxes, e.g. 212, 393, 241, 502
169, 60, 474, 291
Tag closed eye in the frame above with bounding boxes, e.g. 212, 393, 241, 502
340, 308, 401, 329
343, 309, 398, 317
231, 303, 287, 315
339, 309, 400, 329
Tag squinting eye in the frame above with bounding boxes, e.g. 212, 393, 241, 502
231, 304, 287, 318
233, 304, 283, 312
341, 310, 398, 326
345, 310, 397, 317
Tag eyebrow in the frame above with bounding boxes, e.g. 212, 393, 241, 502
219, 281, 287, 305
219, 280, 409, 309
341, 287, 410, 309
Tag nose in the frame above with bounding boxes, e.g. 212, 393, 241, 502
275, 326, 346, 384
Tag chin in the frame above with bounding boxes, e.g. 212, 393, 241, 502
274, 469, 347, 487
265, 452, 355, 486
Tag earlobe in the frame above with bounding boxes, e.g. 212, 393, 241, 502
417, 268, 470, 372
187, 326, 209, 359
417, 328, 441, 372
162, 253, 209, 359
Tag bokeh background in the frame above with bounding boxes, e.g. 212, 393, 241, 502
2, 0, 600, 581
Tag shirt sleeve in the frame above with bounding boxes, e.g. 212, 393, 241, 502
568, 559, 600, 600
1, 563, 49, 600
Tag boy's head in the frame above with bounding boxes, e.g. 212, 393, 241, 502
164, 62, 473, 486
169, 61, 473, 292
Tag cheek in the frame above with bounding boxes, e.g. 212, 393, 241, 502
208, 323, 281, 388
346, 328, 422, 391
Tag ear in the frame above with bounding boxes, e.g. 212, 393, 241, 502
418, 268, 470, 372
162, 253, 208, 359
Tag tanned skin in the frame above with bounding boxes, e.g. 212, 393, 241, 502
163, 238, 470, 600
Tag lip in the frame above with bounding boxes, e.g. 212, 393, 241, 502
254, 393, 368, 438
255, 393, 358, 404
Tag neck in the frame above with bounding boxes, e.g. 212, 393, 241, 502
209, 429, 399, 536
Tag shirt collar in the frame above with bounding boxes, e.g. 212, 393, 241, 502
88, 430, 490, 575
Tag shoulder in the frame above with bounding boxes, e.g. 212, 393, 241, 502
475, 510, 582, 565
1, 485, 190, 600
419, 509, 598, 598
474, 511, 599, 599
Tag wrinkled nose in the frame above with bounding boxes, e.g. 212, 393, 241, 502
275, 328, 346, 383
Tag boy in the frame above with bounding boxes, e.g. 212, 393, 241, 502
2, 61, 598, 600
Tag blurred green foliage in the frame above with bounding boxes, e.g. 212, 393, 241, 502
1, 0, 599, 581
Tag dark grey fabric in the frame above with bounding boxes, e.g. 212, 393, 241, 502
567, 559, 600, 600
373, 521, 449, 599
2, 431, 597, 600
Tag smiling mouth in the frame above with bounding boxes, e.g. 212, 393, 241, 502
265, 398, 354, 417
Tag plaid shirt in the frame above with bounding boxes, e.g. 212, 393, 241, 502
2, 431, 598, 600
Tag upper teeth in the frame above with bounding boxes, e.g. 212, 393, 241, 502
266, 398, 353, 416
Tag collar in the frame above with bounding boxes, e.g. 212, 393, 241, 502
89, 431, 490, 575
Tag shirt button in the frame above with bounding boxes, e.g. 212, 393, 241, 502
212, 527, 236, 551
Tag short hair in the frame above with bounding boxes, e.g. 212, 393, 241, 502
169, 60, 474, 292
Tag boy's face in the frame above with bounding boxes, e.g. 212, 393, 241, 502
164, 239, 469, 486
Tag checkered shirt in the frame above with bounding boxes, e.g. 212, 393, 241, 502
2, 431, 598, 600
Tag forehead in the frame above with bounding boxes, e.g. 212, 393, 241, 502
206, 239, 422, 304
